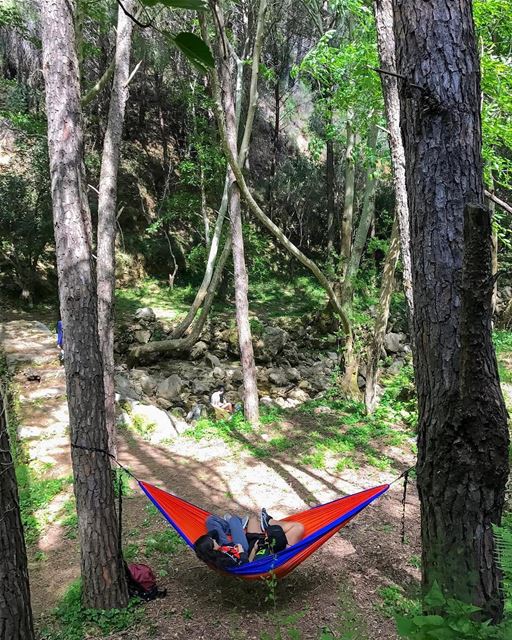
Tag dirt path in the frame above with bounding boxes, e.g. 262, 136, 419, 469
2, 320, 420, 640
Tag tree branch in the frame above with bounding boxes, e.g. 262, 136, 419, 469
485, 189, 512, 216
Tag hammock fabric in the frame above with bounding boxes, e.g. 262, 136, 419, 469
139, 480, 389, 580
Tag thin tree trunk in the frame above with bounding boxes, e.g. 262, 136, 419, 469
326, 134, 335, 253
129, 237, 231, 363
339, 119, 356, 281
394, 0, 509, 620
170, 176, 229, 339
374, 0, 414, 322
213, 2, 260, 424
0, 388, 35, 640
342, 123, 378, 303
97, 0, 135, 458
364, 215, 400, 412
40, 0, 128, 609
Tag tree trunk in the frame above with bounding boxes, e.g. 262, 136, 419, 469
394, 0, 509, 621
214, 2, 260, 424
97, 0, 135, 458
364, 215, 400, 413
326, 135, 335, 253
0, 388, 35, 640
342, 123, 378, 303
374, 0, 414, 322
229, 180, 260, 423
40, 0, 128, 610
339, 120, 356, 281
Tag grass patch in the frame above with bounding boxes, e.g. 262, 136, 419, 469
376, 584, 421, 619
115, 278, 194, 323
249, 275, 327, 319
39, 579, 144, 640
17, 466, 72, 545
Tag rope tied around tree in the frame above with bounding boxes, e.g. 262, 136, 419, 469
389, 466, 414, 544
71, 442, 140, 561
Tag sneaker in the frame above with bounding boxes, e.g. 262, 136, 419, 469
241, 515, 249, 529
260, 508, 273, 531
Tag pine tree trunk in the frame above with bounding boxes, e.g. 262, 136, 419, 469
394, 0, 509, 621
364, 215, 400, 413
374, 0, 414, 321
97, 0, 136, 457
40, 0, 128, 610
0, 389, 35, 640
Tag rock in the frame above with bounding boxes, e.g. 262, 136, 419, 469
309, 375, 330, 392
230, 368, 244, 383
139, 374, 157, 395
134, 307, 156, 322
212, 366, 225, 380
387, 358, 405, 375
156, 374, 183, 401
114, 374, 141, 400
327, 352, 339, 362
286, 367, 301, 382
357, 375, 366, 389
254, 326, 289, 363
205, 353, 221, 369
325, 334, 338, 345
190, 341, 208, 360
384, 332, 407, 354
134, 329, 151, 344
287, 388, 310, 402
298, 380, 312, 391
269, 369, 290, 386
192, 378, 211, 395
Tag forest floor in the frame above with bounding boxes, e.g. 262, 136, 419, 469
2, 307, 511, 640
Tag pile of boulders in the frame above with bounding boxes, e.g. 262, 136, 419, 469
114, 307, 414, 438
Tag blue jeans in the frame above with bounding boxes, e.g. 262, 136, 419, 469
206, 515, 249, 552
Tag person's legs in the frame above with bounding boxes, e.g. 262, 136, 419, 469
227, 516, 249, 552
269, 519, 305, 547
245, 515, 262, 534
206, 515, 230, 545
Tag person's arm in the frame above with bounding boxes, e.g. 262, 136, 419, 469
248, 540, 259, 562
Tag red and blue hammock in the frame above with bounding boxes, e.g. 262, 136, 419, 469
139, 480, 389, 580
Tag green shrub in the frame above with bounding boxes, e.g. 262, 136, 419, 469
39, 580, 144, 640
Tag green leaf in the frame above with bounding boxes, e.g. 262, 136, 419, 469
171, 32, 215, 72
395, 615, 416, 637
139, 0, 207, 8
423, 581, 446, 609
412, 615, 445, 627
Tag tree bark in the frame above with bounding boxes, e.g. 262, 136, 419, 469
40, 0, 128, 610
339, 119, 356, 281
342, 123, 378, 303
0, 388, 35, 640
326, 134, 335, 253
374, 0, 414, 321
214, 2, 260, 424
364, 215, 400, 413
394, 0, 509, 621
97, 0, 136, 458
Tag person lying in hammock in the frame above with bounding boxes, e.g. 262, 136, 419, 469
194, 509, 305, 571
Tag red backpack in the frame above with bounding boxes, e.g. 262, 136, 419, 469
125, 563, 167, 601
